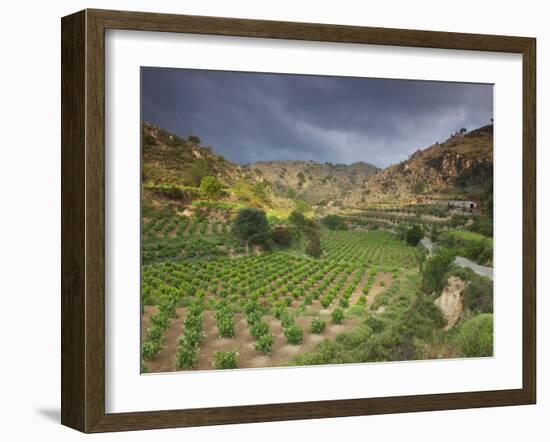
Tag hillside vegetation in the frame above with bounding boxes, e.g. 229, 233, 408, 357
344, 124, 493, 206
248, 160, 379, 206
143, 122, 493, 216
140, 121, 494, 372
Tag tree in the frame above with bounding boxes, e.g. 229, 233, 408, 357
305, 236, 322, 258
289, 210, 307, 228
272, 225, 295, 247
422, 249, 456, 294
188, 159, 212, 186
289, 210, 323, 258
321, 214, 348, 231
455, 314, 493, 357
188, 135, 201, 144
395, 223, 409, 241
459, 127, 467, 134
405, 224, 423, 246
232, 208, 271, 247
200, 176, 223, 200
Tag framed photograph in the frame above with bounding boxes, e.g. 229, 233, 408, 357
61, 9, 536, 433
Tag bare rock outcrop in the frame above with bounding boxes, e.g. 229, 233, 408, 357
435, 276, 466, 330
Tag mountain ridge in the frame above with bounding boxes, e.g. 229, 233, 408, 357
142, 121, 493, 211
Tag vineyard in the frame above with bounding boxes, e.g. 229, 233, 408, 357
141, 227, 423, 372
138, 119, 494, 372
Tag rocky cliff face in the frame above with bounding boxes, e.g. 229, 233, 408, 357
344, 124, 493, 205
142, 122, 256, 187
435, 276, 467, 330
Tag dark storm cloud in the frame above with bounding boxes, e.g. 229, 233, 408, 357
141, 68, 493, 168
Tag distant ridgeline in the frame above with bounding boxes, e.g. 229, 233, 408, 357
141, 122, 493, 214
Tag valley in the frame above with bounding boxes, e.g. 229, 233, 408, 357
140, 122, 494, 372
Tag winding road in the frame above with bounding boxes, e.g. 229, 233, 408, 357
420, 237, 493, 281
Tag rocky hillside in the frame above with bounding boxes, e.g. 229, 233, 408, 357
246, 160, 379, 204
142, 121, 493, 211
344, 124, 493, 205
142, 122, 255, 187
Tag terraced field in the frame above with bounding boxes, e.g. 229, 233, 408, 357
140, 228, 423, 372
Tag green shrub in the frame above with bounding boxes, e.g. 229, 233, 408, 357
254, 333, 274, 354
454, 314, 493, 357
272, 225, 295, 247
284, 324, 303, 344
217, 315, 235, 337
145, 323, 164, 342
339, 297, 350, 309
310, 318, 326, 334
272, 305, 286, 320
422, 248, 456, 294
142, 340, 162, 360
232, 208, 271, 247
463, 276, 493, 313
468, 216, 493, 237
405, 224, 423, 246
216, 305, 235, 337
335, 325, 369, 348
250, 320, 269, 338
320, 296, 331, 309
200, 176, 223, 200
292, 340, 353, 366
321, 214, 348, 231
305, 237, 322, 258
280, 313, 295, 329
331, 308, 345, 324
364, 315, 385, 334
175, 341, 198, 368
212, 351, 238, 369
445, 268, 493, 314
149, 312, 169, 329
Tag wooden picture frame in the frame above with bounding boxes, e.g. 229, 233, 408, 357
61, 8, 536, 433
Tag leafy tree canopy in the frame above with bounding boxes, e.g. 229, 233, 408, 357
321, 214, 348, 231
422, 248, 456, 294
405, 224, 423, 246
232, 208, 271, 246
200, 176, 223, 200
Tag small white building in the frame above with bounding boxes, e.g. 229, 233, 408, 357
425, 199, 477, 209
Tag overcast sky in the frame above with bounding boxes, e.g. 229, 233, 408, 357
141, 68, 493, 168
